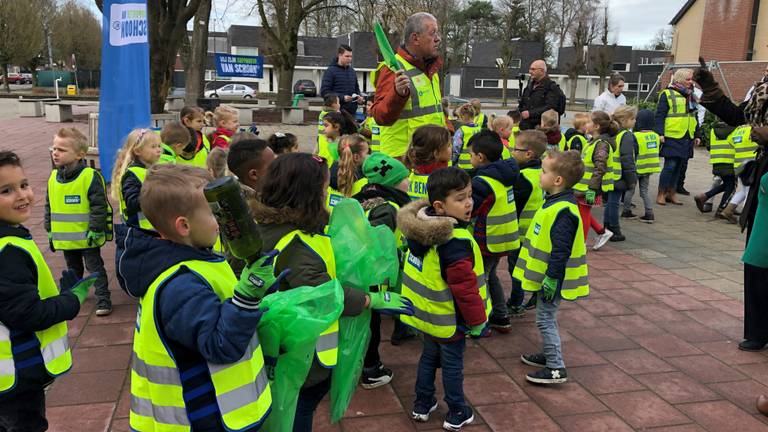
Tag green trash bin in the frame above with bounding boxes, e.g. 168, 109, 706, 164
291, 94, 305, 107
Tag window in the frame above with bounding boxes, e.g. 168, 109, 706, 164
509, 58, 522, 68
474, 79, 500, 88
297, 41, 305, 57
626, 83, 650, 92
207, 37, 228, 53
234, 46, 259, 56
612, 63, 629, 72
220, 84, 234, 92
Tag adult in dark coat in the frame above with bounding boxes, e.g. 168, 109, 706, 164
518, 60, 561, 130
320, 44, 364, 116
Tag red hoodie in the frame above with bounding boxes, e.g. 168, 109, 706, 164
211, 128, 234, 149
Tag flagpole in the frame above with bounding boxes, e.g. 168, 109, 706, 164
72, 53, 79, 94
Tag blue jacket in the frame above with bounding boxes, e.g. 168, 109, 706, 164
320, 58, 360, 115
115, 225, 264, 431
655, 87, 699, 159
542, 189, 580, 281
471, 158, 519, 256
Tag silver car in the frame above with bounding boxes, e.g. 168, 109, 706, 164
204, 84, 256, 99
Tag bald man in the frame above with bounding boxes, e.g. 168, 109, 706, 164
518, 59, 561, 130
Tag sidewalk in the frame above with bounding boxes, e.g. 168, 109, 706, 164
4, 115, 765, 431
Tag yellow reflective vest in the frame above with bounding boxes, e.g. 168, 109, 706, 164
274, 230, 339, 368
456, 124, 482, 170
176, 133, 211, 169
513, 200, 589, 300
474, 112, 486, 129
362, 116, 382, 153
379, 54, 445, 158
660, 88, 697, 139
730, 125, 758, 168
566, 134, 588, 153
130, 259, 271, 431
634, 131, 661, 174
326, 177, 369, 213
517, 167, 545, 237
119, 165, 154, 230
318, 110, 331, 161
557, 134, 567, 152
47, 167, 113, 250
573, 139, 616, 193
401, 228, 490, 339
474, 176, 520, 252
0, 236, 72, 394
408, 171, 429, 201
709, 128, 735, 166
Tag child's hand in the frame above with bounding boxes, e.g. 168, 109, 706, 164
468, 322, 490, 338
47, 232, 55, 252
369, 291, 414, 316
585, 190, 596, 205
86, 231, 105, 247
60, 269, 99, 304
235, 250, 289, 301
541, 276, 559, 302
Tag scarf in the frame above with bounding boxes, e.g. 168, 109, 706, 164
670, 83, 697, 112
745, 81, 768, 128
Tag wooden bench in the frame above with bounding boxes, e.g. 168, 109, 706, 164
228, 103, 261, 126
45, 100, 99, 122
18, 97, 60, 117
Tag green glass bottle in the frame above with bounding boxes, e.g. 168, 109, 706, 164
204, 176, 261, 263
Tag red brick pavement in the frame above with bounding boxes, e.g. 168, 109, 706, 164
4, 117, 767, 431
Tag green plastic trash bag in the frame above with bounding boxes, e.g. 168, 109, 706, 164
326, 198, 399, 422
327, 198, 399, 290
257, 280, 344, 432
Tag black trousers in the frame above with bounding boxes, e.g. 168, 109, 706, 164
677, 158, 689, 190
744, 263, 768, 342
62, 248, 110, 303
364, 310, 381, 368
0, 387, 47, 432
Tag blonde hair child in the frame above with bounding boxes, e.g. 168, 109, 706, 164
208, 106, 240, 149
453, 103, 481, 168
111, 128, 162, 229
336, 134, 370, 197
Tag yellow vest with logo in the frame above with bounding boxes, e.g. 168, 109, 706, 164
273, 230, 339, 368
566, 134, 588, 153
475, 176, 519, 252
574, 139, 615, 193
130, 259, 271, 431
0, 237, 72, 394
474, 113, 486, 129
318, 110, 331, 160
362, 116, 382, 153
326, 177, 369, 213
407, 172, 429, 201
513, 201, 589, 300
400, 228, 490, 339
48, 167, 113, 250
517, 168, 545, 237
379, 54, 445, 158
634, 131, 661, 174
708, 128, 735, 166
661, 88, 697, 139
119, 166, 154, 231
457, 124, 481, 170
730, 125, 758, 168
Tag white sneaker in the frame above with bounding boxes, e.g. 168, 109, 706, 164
593, 229, 613, 251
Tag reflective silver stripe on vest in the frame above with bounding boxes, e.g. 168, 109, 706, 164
519, 209, 537, 221
709, 143, 731, 151
561, 274, 589, 290
50, 213, 90, 223
399, 68, 441, 119
216, 369, 270, 415
131, 395, 190, 426
0, 324, 8, 342
402, 273, 454, 303
487, 232, 520, 245
636, 154, 657, 162
400, 104, 441, 119
51, 232, 88, 241
411, 306, 457, 326
40, 335, 69, 363
486, 212, 518, 225
521, 239, 587, 269
132, 353, 182, 386
315, 332, 338, 352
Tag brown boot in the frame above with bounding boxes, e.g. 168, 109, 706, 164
719, 203, 738, 224
656, 189, 667, 205
667, 189, 683, 205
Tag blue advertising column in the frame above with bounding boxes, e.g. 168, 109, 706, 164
98, 0, 151, 177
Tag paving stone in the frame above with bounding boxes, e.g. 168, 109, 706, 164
380, 337, 423, 366
631, 280, 681, 296
573, 327, 640, 352
650, 273, 702, 287
476, 333, 537, 359
685, 309, 746, 332
570, 364, 645, 395
344, 383, 404, 418
602, 314, 665, 336
629, 303, 691, 324
555, 412, 634, 432
738, 363, 768, 387
676, 400, 768, 432
709, 380, 768, 414
657, 294, 712, 311
46, 370, 125, 406
634, 372, 720, 404
580, 298, 634, 317
671, 267, 722, 281
603, 349, 676, 375
601, 288, 656, 305
561, 339, 610, 367
76, 323, 134, 347
46, 402, 115, 432
557, 307, 604, 329
108, 418, 131, 432
643, 424, 705, 431
646, 257, 695, 270
603, 269, 652, 282
70, 345, 132, 374
700, 277, 745, 293
599, 391, 690, 429
657, 319, 729, 343
464, 373, 528, 406
708, 299, 745, 318
463, 343, 503, 374
340, 413, 414, 432
667, 355, 747, 383
588, 276, 631, 290
675, 285, 734, 302
476, 402, 560, 432
631, 333, 704, 358
522, 381, 607, 417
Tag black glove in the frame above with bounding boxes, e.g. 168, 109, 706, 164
693, 58, 724, 103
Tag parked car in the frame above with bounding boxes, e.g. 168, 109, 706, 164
2, 73, 31, 84
293, 79, 317, 97
204, 84, 256, 99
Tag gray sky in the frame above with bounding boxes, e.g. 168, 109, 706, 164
82, 0, 689, 48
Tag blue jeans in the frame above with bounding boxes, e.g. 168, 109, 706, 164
603, 190, 621, 228
506, 249, 524, 307
415, 337, 467, 412
536, 295, 564, 369
293, 376, 331, 432
659, 156, 683, 189
482, 255, 507, 318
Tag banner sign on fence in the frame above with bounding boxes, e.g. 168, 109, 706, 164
215, 54, 264, 78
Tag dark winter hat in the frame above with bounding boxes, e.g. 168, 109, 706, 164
363, 153, 409, 188
635, 109, 655, 131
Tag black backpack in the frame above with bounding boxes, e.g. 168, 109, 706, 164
548, 81, 567, 116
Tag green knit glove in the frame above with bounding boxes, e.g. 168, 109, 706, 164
585, 190, 596, 205
542, 276, 559, 303
59, 269, 99, 305
86, 231, 105, 247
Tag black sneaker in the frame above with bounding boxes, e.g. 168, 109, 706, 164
639, 213, 655, 224
525, 367, 568, 384
361, 362, 393, 389
507, 305, 526, 317
520, 353, 546, 368
523, 293, 537, 310
489, 314, 512, 333
443, 406, 474, 431
702, 202, 713, 213
738, 340, 768, 351
621, 210, 638, 219
95, 300, 112, 316
677, 187, 691, 196
412, 399, 438, 422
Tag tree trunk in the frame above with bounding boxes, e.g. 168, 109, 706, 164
185, 0, 211, 106
149, 46, 174, 113
276, 62, 295, 107
569, 73, 578, 104
501, 67, 508, 107
1, 64, 9, 93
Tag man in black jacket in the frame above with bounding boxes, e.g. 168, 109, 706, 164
518, 60, 561, 130
321, 44, 364, 116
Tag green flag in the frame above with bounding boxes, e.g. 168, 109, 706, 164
374, 23, 401, 71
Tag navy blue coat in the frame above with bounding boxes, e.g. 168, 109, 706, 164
542, 190, 580, 281
321, 58, 361, 115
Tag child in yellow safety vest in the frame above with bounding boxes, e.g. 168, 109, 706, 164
398, 167, 489, 429
0, 151, 96, 431
452, 103, 482, 169
116, 164, 279, 431
322, 111, 358, 165
178, 106, 210, 167
157, 122, 192, 165
327, 134, 370, 212
360, 96, 382, 152
317, 94, 340, 161
563, 113, 589, 153
491, 114, 516, 159
252, 153, 413, 429
695, 122, 738, 218
111, 128, 163, 231
208, 105, 240, 150
468, 130, 519, 333
627, 109, 661, 223
722, 124, 759, 223
404, 125, 453, 202
45, 127, 113, 316
515, 150, 589, 385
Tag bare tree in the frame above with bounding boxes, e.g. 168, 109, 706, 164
0, 0, 45, 92
646, 27, 672, 51
564, 8, 597, 104
591, 5, 616, 93
496, 0, 526, 106
183, 0, 212, 106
